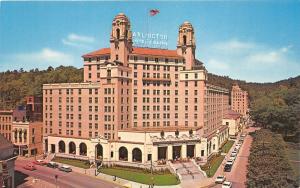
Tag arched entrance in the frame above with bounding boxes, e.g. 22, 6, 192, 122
79, 143, 87, 156
119, 147, 128, 161
69, 142, 76, 154
95, 144, 103, 159
58, 140, 65, 153
132, 148, 142, 163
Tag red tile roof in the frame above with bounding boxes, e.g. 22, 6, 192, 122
82, 48, 110, 58
224, 110, 241, 120
82, 47, 182, 58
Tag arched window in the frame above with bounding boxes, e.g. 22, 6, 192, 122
58, 140, 65, 153
95, 144, 103, 159
69, 142, 76, 154
116, 28, 120, 39
183, 35, 187, 45
79, 143, 87, 156
119, 147, 128, 161
132, 148, 142, 162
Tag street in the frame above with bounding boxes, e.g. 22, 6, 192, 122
212, 127, 258, 188
15, 159, 120, 188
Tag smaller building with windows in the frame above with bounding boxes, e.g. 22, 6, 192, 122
0, 110, 13, 141
11, 97, 43, 157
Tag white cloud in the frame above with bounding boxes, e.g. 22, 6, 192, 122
206, 58, 229, 71
14, 48, 74, 64
0, 48, 76, 71
200, 39, 299, 82
62, 33, 95, 48
212, 39, 255, 53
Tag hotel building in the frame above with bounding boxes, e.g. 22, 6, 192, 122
43, 13, 230, 164
231, 84, 249, 117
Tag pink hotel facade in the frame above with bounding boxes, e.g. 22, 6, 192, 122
43, 13, 229, 164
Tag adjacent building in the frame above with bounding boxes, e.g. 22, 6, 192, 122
0, 135, 16, 188
0, 110, 13, 141
12, 96, 43, 157
43, 13, 230, 164
223, 110, 241, 137
231, 84, 249, 117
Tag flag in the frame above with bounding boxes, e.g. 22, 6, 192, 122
150, 9, 160, 16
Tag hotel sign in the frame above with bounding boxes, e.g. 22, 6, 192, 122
133, 31, 168, 49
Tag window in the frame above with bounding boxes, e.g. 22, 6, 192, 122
155, 58, 159, 62
116, 28, 120, 39
145, 57, 148, 62
134, 56, 138, 62
183, 35, 187, 45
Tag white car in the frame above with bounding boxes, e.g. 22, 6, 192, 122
226, 160, 234, 165
230, 151, 237, 157
222, 181, 232, 188
215, 175, 226, 184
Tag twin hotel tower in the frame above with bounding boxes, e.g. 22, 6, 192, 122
1, 13, 248, 164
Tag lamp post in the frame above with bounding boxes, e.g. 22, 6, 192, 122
54, 175, 58, 188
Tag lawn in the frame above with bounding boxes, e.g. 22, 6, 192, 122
201, 155, 225, 177
221, 140, 235, 153
99, 166, 180, 185
53, 157, 90, 169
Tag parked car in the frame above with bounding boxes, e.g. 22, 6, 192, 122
229, 156, 236, 161
59, 165, 72, 172
215, 175, 226, 184
224, 164, 232, 172
226, 160, 234, 165
23, 163, 36, 171
222, 181, 232, 188
231, 151, 237, 157
47, 162, 59, 168
33, 159, 47, 166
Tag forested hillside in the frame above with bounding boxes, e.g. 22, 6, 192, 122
0, 66, 83, 109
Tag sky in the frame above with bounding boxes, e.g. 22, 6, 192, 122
0, 1, 299, 83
